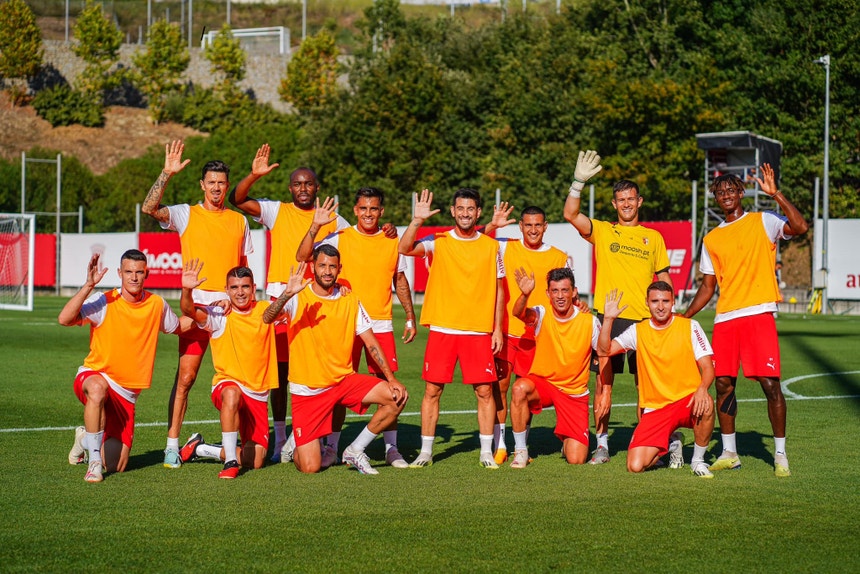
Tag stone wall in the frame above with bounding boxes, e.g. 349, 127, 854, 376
41, 40, 293, 112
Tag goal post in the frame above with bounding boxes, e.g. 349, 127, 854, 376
0, 213, 36, 311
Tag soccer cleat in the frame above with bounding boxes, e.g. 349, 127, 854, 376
588, 446, 610, 465
218, 459, 240, 479
320, 444, 339, 469
163, 448, 181, 469
409, 452, 433, 468
280, 441, 294, 464
342, 446, 378, 475
493, 448, 508, 465
84, 460, 103, 483
179, 433, 204, 463
385, 447, 409, 469
68, 426, 87, 465
774, 454, 791, 477
691, 462, 714, 478
510, 449, 530, 469
668, 431, 684, 469
479, 453, 499, 469
709, 452, 741, 471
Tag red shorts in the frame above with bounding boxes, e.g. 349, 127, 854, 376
211, 382, 270, 449
290, 373, 381, 446
179, 322, 210, 356
352, 331, 398, 375
423, 331, 497, 385
74, 371, 136, 448
712, 313, 781, 379
525, 375, 590, 446
496, 335, 537, 378
629, 394, 696, 456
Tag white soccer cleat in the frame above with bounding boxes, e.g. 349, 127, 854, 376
385, 447, 409, 469
68, 426, 87, 465
479, 452, 499, 470
409, 452, 433, 468
668, 431, 684, 469
280, 440, 294, 464
691, 462, 714, 479
510, 449, 530, 469
84, 460, 103, 483
342, 445, 378, 475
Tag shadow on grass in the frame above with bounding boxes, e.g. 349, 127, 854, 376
780, 332, 860, 413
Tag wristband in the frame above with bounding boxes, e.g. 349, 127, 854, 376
569, 180, 585, 196
405, 320, 414, 328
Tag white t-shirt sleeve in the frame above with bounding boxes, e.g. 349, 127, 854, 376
418, 235, 435, 256
255, 199, 280, 229
159, 299, 180, 333
613, 323, 638, 351
355, 301, 373, 336
318, 233, 339, 250
282, 293, 298, 321
335, 215, 350, 231
162, 204, 190, 233
242, 219, 253, 256
496, 249, 505, 279
699, 243, 715, 276
396, 253, 408, 273
690, 319, 714, 360
591, 315, 602, 350
79, 292, 108, 326
762, 211, 790, 241
531, 305, 546, 336
202, 307, 226, 335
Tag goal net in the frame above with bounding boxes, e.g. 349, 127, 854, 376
0, 214, 35, 311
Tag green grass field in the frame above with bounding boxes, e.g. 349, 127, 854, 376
1, 297, 858, 572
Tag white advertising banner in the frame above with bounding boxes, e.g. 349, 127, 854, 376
813, 219, 860, 300
60, 233, 138, 288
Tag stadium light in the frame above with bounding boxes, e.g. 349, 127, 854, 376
814, 54, 830, 314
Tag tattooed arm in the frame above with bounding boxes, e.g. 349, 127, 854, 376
142, 140, 191, 223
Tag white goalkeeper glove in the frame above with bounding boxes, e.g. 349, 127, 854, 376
569, 150, 602, 197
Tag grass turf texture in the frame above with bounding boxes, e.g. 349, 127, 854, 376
1, 298, 858, 572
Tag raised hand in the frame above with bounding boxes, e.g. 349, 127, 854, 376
284, 262, 311, 296
573, 149, 603, 183
163, 140, 191, 176
85, 254, 108, 288
181, 258, 206, 290
251, 143, 280, 177
603, 289, 628, 320
753, 163, 778, 197
313, 197, 338, 227
490, 201, 516, 229
514, 266, 536, 296
413, 189, 441, 222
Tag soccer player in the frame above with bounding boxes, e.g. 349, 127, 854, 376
177, 261, 286, 479
598, 284, 715, 477
279, 245, 408, 475
399, 188, 505, 469
684, 163, 808, 477
507, 267, 602, 468
296, 187, 416, 468
563, 150, 672, 464
141, 140, 253, 469
228, 145, 349, 460
59, 250, 182, 483
487, 206, 572, 464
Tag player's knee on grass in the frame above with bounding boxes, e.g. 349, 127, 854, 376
294, 442, 322, 474
563, 439, 588, 465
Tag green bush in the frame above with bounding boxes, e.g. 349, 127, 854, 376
179, 86, 284, 133
32, 84, 104, 127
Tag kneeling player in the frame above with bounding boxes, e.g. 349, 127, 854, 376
508, 267, 602, 467
178, 261, 287, 479
597, 283, 715, 477
59, 250, 182, 482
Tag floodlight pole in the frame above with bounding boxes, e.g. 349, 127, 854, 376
814, 55, 830, 314
227, 0, 231, 26
65, 0, 69, 42
188, 0, 193, 48
302, 0, 307, 42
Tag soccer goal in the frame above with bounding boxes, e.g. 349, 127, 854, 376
0, 213, 35, 311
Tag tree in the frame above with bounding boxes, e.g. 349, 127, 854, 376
204, 24, 246, 101
0, 0, 43, 105
71, 0, 123, 122
132, 20, 190, 124
279, 28, 340, 115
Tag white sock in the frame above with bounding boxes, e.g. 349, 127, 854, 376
692, 443, 708, 465
196, 443, 222, 460
420, 435, 435, 455
327, 431, 342, 450
285, 432, 296, 452
86, 431, 103, 464
494, 423, 506, 452
513, 430, 528, 451
774, 436, 786, 455
597, 433, 608, 450
721, 433, 737, 454
479, 433, 493, 455
274, 421, 286, 446
222, 431, 238, 463
383, 430, 398, 453
350, 426, 378, 452
166, 437, 180, 451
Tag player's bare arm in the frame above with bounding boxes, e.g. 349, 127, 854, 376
753, 163, 809, 237
482, 201, 516, 234
683, 274, 717, 318
358, 329, 408, 406
296, 197, 338, 262
58, 254, 109, 326
394, 271, 417, 343
492, 277, 505, 354
512, 266, 538, 326
228, 144, 278, 217
563, 150, 602, 238
264, 263, 310, 323
142, 141, 190, 223
688, 355, 715, 418
179, 258, 208, 323
399, 189, 439, 256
